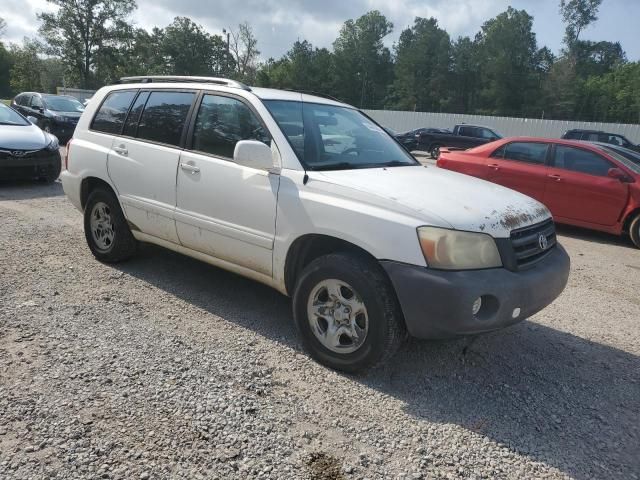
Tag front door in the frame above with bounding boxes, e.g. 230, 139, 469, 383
544, 145, 629, 226
175, 93, 279, 276
485, 141, 550, 204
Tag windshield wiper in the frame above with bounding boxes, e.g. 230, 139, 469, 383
311, 162, 356, 171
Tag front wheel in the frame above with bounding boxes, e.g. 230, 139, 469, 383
84, 188, 137, 262
629, 214, 640, 248
429, 144, 441, 159
292, 253, 406, 373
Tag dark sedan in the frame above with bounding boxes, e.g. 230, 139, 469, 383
0, 102, 61, 182
395, 127, 451, 151
11, 92, 84, 144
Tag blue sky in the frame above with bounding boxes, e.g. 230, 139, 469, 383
3, 0, 639, 61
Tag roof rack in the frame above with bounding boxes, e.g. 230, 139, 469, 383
117, 76, 252, 91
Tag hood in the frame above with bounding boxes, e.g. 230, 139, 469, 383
0, 124, 53, 150
309, 165, 551, 238
49, 110, 83, 118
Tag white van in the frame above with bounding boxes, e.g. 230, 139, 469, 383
61, 76, 570, 372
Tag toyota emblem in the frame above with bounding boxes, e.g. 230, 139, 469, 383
538, 233, 548, 251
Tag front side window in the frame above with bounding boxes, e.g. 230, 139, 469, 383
553, 145, 613, 177
478, 128, 499, 139
564, 131, 582, 140
492, 142, 548, 164
91, 90, 137, 134
31, 96, 43, 109
264, 100, 417, 170
136, 91, 195, 147
191, 94, 270, 159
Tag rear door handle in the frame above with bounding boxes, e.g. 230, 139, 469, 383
180, 162, 200, 174
487, 163, 500, 170
113, 145, 128, 156
548, 174, 562, 182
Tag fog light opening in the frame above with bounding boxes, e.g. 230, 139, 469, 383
472, 297, 483, 316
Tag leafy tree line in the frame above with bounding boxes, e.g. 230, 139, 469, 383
0, 0, 638, 124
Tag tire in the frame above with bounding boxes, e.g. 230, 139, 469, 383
292, 253, 406, 373
429, 144, 442, 159
629, 214, 640, 249
83, 187, 137, 263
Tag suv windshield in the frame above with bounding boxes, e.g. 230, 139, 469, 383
0, 103, 30, 126
43, 96, 85, 112
263, 100, 417, 171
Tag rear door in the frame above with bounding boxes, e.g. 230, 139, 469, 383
107, 89, 197, 243
485, 141, 550, 203
544, 145, 629, 226
175, 92, 279, 276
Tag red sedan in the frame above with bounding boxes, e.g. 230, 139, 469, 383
437, 137, 640, 247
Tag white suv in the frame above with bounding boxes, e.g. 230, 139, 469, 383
61, 76, 570, 372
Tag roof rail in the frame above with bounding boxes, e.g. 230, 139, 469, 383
117, 76, 252, 91
283, 89, 343, 103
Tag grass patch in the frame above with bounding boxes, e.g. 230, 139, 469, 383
1, 99, 10, 106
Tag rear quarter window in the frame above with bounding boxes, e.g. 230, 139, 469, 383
91, 90, 137, 135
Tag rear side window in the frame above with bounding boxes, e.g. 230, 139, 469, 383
493, 142, 549, 164
122, 92, 150, 137
191, 94, 270, 159
136, 91, 195, 147
91, 91, 137, 134
563, 131, 582, 140
553, 145, 613, 176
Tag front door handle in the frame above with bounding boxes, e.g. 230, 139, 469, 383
180, 162, 200, 174
487, 163, 500, 170
548, 174, 562, 182
113, 145, 128, 156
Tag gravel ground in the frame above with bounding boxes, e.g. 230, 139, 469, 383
0, 181, 638, 480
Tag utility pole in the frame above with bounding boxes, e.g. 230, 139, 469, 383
222, 28, 231, 76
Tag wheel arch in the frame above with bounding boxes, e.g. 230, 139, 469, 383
284, 234, 383, 297
623, 207, 640, 233
80, 176, 117, 210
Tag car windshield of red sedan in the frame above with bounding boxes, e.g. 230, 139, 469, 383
0, 103, 29, 126
601, 146, 640, 174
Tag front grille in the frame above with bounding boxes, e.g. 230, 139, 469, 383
509, 219, 557, 269
0, 148, 55, 160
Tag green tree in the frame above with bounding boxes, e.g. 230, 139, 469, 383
332, 11, 394, 108
475, 7, 542, 116
559, 0, 603, 46
38, 0, 137, 88
389, 17, 451, 112
0, 17, 11, 97
8, 40, 44, 93
448, 37, 481, 113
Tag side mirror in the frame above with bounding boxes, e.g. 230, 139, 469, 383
233, 140, 277, 172
608, 167, 633, 183
26, 116, 38, 125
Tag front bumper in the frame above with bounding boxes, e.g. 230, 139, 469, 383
382, 244, 570, 339
0, 150, 61, 180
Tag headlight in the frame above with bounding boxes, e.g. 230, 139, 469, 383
417, 227, 502, 270
46, 135, 59, 151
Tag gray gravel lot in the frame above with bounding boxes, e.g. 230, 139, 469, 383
0, 181, 638, 480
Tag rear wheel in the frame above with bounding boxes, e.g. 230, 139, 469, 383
429, 144, 442, 159
292, 253, 406, 373
84, 188, 137, 262
629, 214, 640, 249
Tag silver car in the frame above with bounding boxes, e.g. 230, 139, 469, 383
0, 102, 61, 182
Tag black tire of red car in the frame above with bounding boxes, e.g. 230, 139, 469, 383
429, 144, 441, 159
84, 187, 137, 263
292, 252, 406, 373
629, 214, 640, 249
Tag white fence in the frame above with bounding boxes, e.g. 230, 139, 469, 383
364, 110, 640, 144
56, 87, 96, 102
